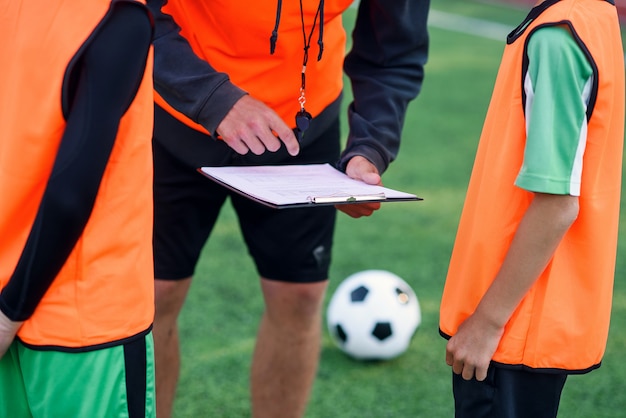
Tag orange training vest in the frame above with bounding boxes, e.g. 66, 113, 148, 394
0, 0, 155, 348
439, 0, 625, 372
154, 0, 354, 134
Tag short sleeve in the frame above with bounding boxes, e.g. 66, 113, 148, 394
515, 25, 593, 196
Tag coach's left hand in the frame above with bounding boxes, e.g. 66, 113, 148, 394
337, 156, 382, 218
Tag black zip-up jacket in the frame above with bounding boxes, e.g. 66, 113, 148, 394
146, 0, 430, 174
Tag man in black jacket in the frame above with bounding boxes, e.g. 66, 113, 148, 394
146, 1, 430, 417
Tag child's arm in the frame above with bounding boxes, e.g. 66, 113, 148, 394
446, 192, 579, 381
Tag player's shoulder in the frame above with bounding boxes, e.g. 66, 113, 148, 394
527, 24, 587, 68
528, 25, 575, 51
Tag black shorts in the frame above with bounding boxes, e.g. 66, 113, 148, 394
452, 366, 568, 418
152, 102, 341, 282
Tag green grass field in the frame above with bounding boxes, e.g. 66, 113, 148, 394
173, 1, 626, 416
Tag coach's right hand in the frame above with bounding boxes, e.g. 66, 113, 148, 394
216, 95, 300, 157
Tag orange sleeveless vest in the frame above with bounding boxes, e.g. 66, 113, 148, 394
0, 0, 155, 348
154, 0, 353, 134
439, 0, 624, 372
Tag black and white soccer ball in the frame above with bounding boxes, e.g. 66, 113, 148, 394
326, 270, 421, 360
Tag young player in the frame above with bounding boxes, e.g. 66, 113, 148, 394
0, 1, 156, 416
439, 1, 624, 416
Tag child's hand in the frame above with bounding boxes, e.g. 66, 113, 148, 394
445, 312, 504, 381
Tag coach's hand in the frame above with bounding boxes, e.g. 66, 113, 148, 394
0, 309, 22, 360
216, 95, 300, 157
337, 156, 382, 218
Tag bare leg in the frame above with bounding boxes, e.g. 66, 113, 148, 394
153, 278, 192, 418
251, 278, 328, 418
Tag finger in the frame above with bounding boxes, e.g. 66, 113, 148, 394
336, 202, 380, 218
359, 171, 382, 186
461, 364, 475, 381
345, 158, 381, 184
255, 129, 282, 153
475, 364, 489, 382
274, 126, 299, 156
445, 350, 454, 367
336, 205, 363, 218
452, 360, 464, 376
239, 135, 267, 156
222, 137, 250, 155
356, 202, 380, 216
337, 205, 370, 218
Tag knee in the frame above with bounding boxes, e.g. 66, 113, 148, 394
262, 280, 328, 324
154, 279, 191, 321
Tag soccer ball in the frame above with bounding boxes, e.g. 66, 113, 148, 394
326, 270, 421, 360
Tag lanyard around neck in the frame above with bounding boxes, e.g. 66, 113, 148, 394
270, 0, 325, 140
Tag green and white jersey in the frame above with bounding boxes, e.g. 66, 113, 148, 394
515, 25, 594, 196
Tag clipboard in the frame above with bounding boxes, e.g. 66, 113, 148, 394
198, 164, 422, 209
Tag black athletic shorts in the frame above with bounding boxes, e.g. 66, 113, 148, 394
452, 366, 568, 418
152, 100, 341, 283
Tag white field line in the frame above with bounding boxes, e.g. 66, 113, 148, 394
428, 9, 513, 41
428, 8, 626, 62
348, 2, 626, 62
348, 2, 512, 42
